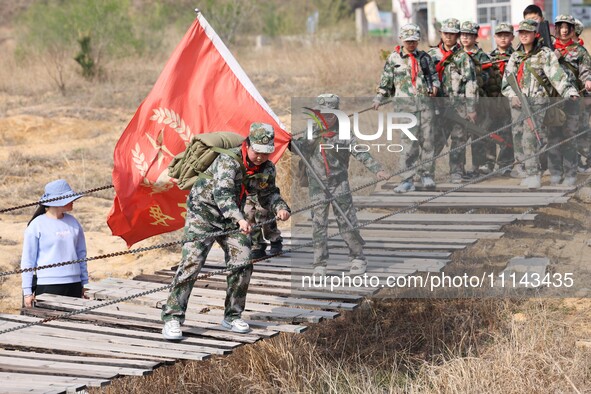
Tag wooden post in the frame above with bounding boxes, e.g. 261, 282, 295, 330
355, 7, 368, 42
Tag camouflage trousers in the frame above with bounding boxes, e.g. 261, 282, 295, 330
161, 211, 253, 324
547, 109, 579, 179
434, 109, 467, 175
244, 197, 282, 250
511, 105, 547, 176
309, 178, 365, 268
398, 109, 435, 180
470, 114, 497, 172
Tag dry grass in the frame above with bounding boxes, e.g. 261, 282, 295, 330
94, 298, 591, 393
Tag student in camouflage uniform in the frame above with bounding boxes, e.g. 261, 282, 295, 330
244, 194, 283, 259
575, 18, 591, 173
549, 15, 591, 185
460, 20, 497, 176
373, 23, 439, 192
293, 94, 389, 277
162, 123, 291, 339
501, 19, 579, 189
428, 18, 479, 183
489, 22, 516, 176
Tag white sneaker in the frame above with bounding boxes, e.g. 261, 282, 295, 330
520, 174, 541, 189
312, 265, 327, 277
393, 180, 415, 193
349, 259, 367, 276
450, 173, 463, 184
162, 319, 182, 340
478, 165, 492, 174
562, 176, 577, 187
421, 176, 436, 189
222, 318, 251, 333
549, 175, 562, 185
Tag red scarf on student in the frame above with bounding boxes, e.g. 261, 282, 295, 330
239, 141, 260, 203
579, 38, 585, 46
395, 45, 419, 87
314, 113, 336, 176
494, 53, 510, 75
435, 42, 454, 81
555, 39, 575, 57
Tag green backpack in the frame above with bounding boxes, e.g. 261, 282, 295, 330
168, 131, 246, 190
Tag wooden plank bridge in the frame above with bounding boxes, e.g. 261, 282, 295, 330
0, 182, 576, 393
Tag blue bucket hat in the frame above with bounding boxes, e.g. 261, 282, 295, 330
40, 179, 81, 207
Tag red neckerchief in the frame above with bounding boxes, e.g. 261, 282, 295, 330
239, 141, 260, 203
579, 38, 584, 46
311, 110, 336, 176
555, 39, 575, 57
396, 45, 419, 87
435, 42, 454, 81
497, 52, 510, 74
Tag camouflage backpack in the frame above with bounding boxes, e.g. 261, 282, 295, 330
168, 131, 246, 190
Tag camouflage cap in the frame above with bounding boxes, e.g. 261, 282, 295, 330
494, 22, 514, 34
516, 19, 538, 32
440, 18, 460, 33
399, 23, 420, 41
460, 21, 479, 35
249, 122, 275, 154
316, 93, 340, 110
555, 14, 575, 26
575, 18, 584, 36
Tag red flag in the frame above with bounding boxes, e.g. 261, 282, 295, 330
107, 13, 289, 247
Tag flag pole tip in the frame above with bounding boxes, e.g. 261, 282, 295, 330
194, 8, 201, 15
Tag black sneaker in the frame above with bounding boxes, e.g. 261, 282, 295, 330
251, 249, 267, 260
269, 241, 283, 256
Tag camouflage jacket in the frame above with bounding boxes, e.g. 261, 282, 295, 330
488, 47, 514, 97
193, 147, 289, 223
292, 123, 384, 185
555, 40, 591, 90
428, 42, 479, 111
374, 46, 440, 103
502, 43, 579, 100
463, 46, 492, 96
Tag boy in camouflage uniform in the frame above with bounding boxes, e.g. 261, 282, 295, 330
460, 20, 497, 176
549, 15, 591, 185
244, 194, 283, 259
501, 19, 579, 189
162, 123, 291, 339
428, 18, 479, 183
373, 23, 440, 192
489, 22, 516, 176
293, 94, 389, 277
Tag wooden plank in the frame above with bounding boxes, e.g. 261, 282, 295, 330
99, 278, 359, 311
22, 308, 258, 345
1, 314, 240, 350
379, 182, 576, 193
0, 315, 230, 356
0, 320, 211, 361
33, 294, 289, 337
373, 189, 572, 197
0, 349, 159, 369
0, 371, 109, 388
340, 213, 537, 223
293, 225, 504, 239
0, 355, 148, 379
133, 274, 365, 301
352, 195, 568, 208
0, 380, 67, 394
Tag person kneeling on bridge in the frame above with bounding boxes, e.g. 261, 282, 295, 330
162, 123, 291, 340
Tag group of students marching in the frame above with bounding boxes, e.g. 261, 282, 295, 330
374, 4, 591, 191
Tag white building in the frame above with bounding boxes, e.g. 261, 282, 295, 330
391, 0, 572, 44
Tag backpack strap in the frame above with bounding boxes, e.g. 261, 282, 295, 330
524, 62, 559, 97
